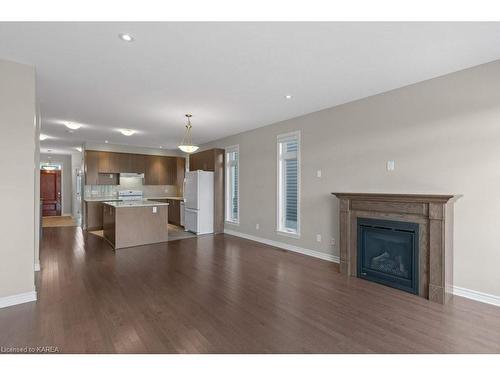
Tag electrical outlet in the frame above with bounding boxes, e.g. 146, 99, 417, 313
256, 223, 260, 230
316, 234, 322, 242
330, 238, 336, 246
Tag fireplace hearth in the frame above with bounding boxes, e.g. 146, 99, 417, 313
332, 193, 459, 304
357, 218, 419, 294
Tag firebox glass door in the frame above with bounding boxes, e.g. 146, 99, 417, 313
357, 218, 419, 294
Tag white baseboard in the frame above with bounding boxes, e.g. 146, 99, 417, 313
453, 286, 500, 307
224, 229, 340, 263
0, 291, 37, 309
34, 262, 40, 272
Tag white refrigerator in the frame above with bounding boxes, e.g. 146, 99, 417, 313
184, 170, 214, 235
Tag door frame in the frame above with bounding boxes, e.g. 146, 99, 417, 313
40, 162, 66, 215
40, 168, 63, 216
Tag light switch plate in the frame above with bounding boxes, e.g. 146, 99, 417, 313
316, 234, 322, 242
317, 169, 322, 178
152, 206, 157, 213
387, 160, 395, 171
256, 223, 260, 230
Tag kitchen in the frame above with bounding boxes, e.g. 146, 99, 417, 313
83, 147, 224, 249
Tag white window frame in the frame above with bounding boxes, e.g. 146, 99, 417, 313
276, 131, 301, 238
225, 144, 240, 225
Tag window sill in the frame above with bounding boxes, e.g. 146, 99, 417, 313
276, 230, 300, 239
225, 220, 240, 226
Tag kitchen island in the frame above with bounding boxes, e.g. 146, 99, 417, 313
102, 199, 169, 249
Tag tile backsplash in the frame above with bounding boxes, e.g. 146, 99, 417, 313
85, 176, 179, 198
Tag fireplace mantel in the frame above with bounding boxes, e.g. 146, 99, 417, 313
332, 192, 460, 304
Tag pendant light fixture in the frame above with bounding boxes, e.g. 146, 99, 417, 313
178, 114, 199, 153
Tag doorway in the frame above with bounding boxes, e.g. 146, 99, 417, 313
41, 169, 62, 216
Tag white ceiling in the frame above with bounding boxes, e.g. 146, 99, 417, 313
2, 22, 500, 154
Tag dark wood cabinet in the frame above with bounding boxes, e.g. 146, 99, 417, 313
176, 157, 186, 196
189, 149, 215, 171
116, 153, 130, 173
144, 155, 160, 185
85, 151, 99, 185
189, 148, 224, 233
85, 150, 183, 187
144, 155, 177, 185
85, 151, 119, 185
85, 201, 104, 230
168, 199, 181, 226
98, 151, 119, 173
116, 153, 146, 174
102, 204, 116, 247
129, 153, 145, 173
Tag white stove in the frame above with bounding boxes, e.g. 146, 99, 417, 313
118, 190, 144, 201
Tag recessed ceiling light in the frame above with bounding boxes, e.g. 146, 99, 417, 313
120, 129, 136, 136
119, 33, 134, 42
39, 134, 49, 140
65, 122, 81, 130
285, 95, 293, 100
105, 140, 109, 143
74, 147, 82, 152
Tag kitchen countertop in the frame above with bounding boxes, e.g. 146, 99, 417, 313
146, 196, 185, 201
103, 199, 170, 208
85, 196, 184, 202
84, 197, 121, 202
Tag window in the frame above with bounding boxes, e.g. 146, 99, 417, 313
277, 131, 300, 237
225, 145, 239, 224
40, 162, 62, 171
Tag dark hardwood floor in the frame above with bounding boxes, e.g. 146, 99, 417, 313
1, 226, 500, 353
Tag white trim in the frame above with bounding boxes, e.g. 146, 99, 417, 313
276, 130, 301, 238
224, 229, 339, 263
225, 144, 240, 225
0, 291, 37, 309
453, 286, 500, 307
34, 262, 40, 271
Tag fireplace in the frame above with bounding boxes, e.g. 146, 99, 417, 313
332, 193, 459, 304
357, 218, 419, 294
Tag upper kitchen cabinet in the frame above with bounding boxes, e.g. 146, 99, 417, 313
189, 149, 215, 171
128, 153, 146, 173
84, 150, 184, 186
98, 151, 120, 173
116, 153, 145, 173
85, 150, 99, 185
144, 155, 177, 185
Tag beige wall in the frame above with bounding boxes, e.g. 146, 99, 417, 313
203, 59, 500, 298
0, 59, 36, 299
